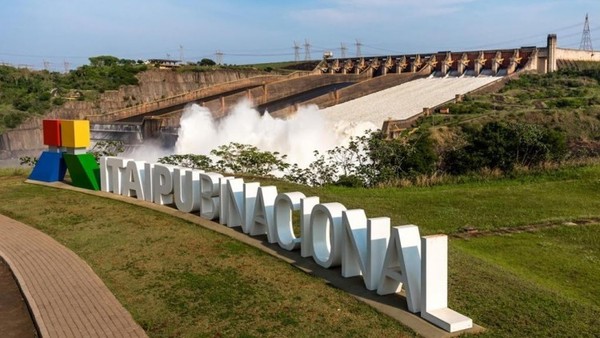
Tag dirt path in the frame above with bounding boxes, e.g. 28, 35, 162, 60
453, 217, 600, 239
0, 259, 38, 338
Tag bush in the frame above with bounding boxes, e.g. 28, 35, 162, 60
446, 101, 493, 115
334, 175, 365, 188
199, 58, 216, 66
1, 107, 27, 129
89, 140, 125, 162
52, 97, 65, 106
550, 97, 588, 109
211, 143, 289, 176
366, 130, 438, 184
19, 156, 38, 166
158, 154, 214, 170
443, 122, 567, 175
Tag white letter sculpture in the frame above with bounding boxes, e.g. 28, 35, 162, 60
342, 211, 391, 290
274, 192, 306, 251
121, 161, 146, 200
421, 235, 473, 332
310, 203, 347, 268
378, 225, 422, 313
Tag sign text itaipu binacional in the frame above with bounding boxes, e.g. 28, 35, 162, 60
30, 119, 473, 333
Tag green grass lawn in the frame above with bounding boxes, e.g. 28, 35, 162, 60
451, 228, 600, 337
253, 165, 600, 235
1, 165, 600, 337
0, 172, 413, 337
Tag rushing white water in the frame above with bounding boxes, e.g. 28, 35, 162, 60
172, 99, 376, 167
320, 74, 501, 125
126, 75, 501, 167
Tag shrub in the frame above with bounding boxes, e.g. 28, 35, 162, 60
158, 154, 214, 170
442, 122, 567, 174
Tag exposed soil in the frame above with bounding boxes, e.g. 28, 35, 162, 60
0, 258, 38, 338
453, 217, 600, 239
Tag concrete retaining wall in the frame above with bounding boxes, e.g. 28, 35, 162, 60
133, 73, 368, 122
555, 48, 600, 62
0, 69, 271, 158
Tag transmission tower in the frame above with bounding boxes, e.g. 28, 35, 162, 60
355, 39, 362, 57
63, 60, 70, 74
580, 13, 593, 51
340, 43, 347, 58
304, 39, 312, 61
43, 60, 50, 71
293, 41, 301, 62
179, 45, 184, 63
215, 50, 224, 65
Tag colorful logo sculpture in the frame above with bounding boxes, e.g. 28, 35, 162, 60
29, 119, 100, 190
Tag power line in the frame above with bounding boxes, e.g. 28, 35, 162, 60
462, 21, 584, 50
293, 41, 300, 62
304, 39, 312, 61
580, 14, 593, 51
361, 44, 402, 54
215, 50, 224, 65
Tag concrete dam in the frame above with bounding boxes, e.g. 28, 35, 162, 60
3, 34, 599, 159
86, 47, 533, 148
86, 36, 567, 148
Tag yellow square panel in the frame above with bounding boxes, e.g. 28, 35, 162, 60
60, 120, 90, 148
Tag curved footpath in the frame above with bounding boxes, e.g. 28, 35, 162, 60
0, 214, 147, 338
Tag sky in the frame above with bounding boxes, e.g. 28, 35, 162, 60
1, 0, 600, 72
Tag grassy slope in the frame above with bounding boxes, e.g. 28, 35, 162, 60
1, 166, 599, 337
253, 165, 600, 234
0, 171, 412, 338
421, 70, 600, 160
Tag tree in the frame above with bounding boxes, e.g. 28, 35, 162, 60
210, 143, 289, 176
367, 130, 437, 184
283, 131, 438, 187
89, 55, 120, 67
89, 140, 125, 162
443, 122, 567, 175
158, 154, 214, 170
199, 58, 216, 66
284, 151, 338, 186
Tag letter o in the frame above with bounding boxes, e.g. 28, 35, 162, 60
310, 202, 347, 268
275, 192, 306, 251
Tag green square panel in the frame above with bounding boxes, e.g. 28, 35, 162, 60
63, 153, 101, 191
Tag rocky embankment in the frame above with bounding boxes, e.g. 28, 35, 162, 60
0, 69, 266, 160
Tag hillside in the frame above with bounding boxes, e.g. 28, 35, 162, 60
2, 163, 599, 337
0, 57, 290, 134
0, 60, 274, 159
425, 66, 600, 163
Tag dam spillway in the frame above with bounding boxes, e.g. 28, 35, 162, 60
319, 73, 502, 126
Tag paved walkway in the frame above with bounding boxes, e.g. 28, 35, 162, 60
0, 214, 147, 338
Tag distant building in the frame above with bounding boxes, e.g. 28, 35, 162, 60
145, 59, 181, 70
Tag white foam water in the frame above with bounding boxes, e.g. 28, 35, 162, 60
172, 99, 376, 168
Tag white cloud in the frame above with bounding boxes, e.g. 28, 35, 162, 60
291, 0, 481, 26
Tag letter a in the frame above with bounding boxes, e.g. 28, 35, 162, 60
377, 225, 422, 313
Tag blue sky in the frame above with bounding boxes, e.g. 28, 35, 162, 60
1, 0, 599, 71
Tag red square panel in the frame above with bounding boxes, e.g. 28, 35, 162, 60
43, 120, 62, 147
